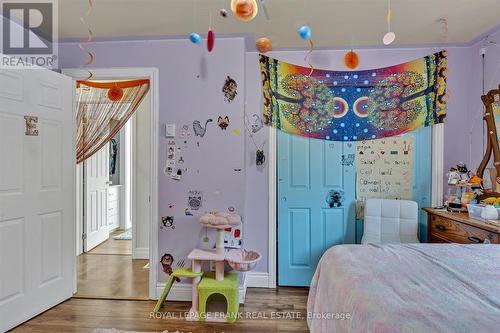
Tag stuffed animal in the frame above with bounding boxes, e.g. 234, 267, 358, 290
456, 162, 471, 183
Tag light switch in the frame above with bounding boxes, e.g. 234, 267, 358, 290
165, 124, 176, 138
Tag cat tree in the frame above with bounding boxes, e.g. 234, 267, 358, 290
154, 211, 261, 323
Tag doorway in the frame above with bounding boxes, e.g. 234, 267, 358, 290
63, 68, 158, 300
276, 127, 434, 287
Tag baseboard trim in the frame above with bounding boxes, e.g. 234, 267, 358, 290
246, 272, 273, 288
133, 247, 149, 259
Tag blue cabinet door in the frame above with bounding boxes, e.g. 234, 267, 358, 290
277, 132, 356, 286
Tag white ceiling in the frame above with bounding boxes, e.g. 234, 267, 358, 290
59, 0, 500, 48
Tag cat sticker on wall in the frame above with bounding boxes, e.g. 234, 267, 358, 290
187, 190, 203, 210
160, 253, 180, 282
251, 114, 263, 133
193, 119, 213, 137
222, 76, 237, 103
218, 116, 230, 130
160, 216, 175, 230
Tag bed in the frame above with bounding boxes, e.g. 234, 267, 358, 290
307, 243, 500, 333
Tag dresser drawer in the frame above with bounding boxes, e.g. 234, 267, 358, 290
430, 215, 499, 244
108, 200, 119, 217
108, 186, 120, 202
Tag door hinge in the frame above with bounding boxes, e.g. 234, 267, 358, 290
82, 233, 87, 240
149, 196, 151, 203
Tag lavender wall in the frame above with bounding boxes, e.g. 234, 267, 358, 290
59, 32, 498, 277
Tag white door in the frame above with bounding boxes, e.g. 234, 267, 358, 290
84, 144, 110, 251
0, 68, 74, 332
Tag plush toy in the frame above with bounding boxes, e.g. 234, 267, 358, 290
456, 162, 471, 183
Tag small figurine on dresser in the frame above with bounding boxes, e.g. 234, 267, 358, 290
456, 162, 471, 183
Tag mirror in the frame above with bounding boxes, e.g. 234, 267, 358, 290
477, 85, 500, 194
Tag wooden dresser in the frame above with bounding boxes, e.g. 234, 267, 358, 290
423, 208, 500, 244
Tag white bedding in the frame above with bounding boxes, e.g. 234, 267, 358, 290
307, 243, 500, 333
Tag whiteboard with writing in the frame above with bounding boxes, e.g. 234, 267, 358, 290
355, 137, 413, 202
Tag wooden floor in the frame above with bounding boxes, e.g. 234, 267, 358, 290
11, 287, 309, 333
75, 231, 149, 300
88, 230, 132, 255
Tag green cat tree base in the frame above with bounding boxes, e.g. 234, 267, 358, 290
198, 272, 240, 323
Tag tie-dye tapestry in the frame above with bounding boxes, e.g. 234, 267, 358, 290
259, 51, 448, 141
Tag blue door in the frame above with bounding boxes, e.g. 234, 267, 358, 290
277, 132, 356, 286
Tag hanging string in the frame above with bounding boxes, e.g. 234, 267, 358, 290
79, 0, 94, 80
305, 39, 315, 76
386, 0, 392, 33
302, 0, 314, 76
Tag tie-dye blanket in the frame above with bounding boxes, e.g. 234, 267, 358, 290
307, 244, 500, 332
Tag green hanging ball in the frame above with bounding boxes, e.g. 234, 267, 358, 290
203, 236, 209, 243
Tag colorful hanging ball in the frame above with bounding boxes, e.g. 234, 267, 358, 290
189, 32, 201, 44
231, 0, 258, 22
256, 37, 272, 53
108, 86, 123, 102
207, 29, 215, 52
383, 31, 396, 45
220, 8, 228, 18
298, 25, 312, 40
344, 50, 360, 69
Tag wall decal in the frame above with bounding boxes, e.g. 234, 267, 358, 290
187, 190, 203, 210
228, 206, 235, 212
217, 116, 230, 130
222, 76, 238, 103
256, 149, 266, 166
168, 203, 175, 209
193, 119, 213, 137
341, 154, 355, 166
326, 189, 345, 208
164, 141, 177, 175
224, 225, 242, 248
171, 168, 183, 181
175, 258, 186, 268
180, 124, 191, 139
160, 216, 175, 230
233, 128, 240, 135
251, 114, 263, 133
160, 253, 180, 282
185, 208, 194, 216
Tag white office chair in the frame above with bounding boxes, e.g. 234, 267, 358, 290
361, 199, 420, 244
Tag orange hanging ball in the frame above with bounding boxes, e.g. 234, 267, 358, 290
256, 37, 272, 53
231, 0, 258, 22
344, 50, 360, 69
108, 86, 124, 102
